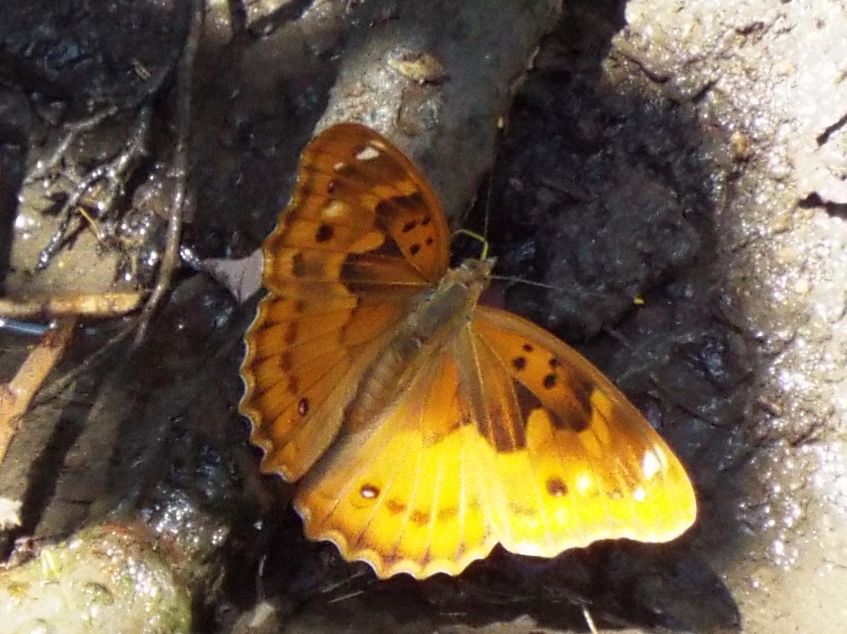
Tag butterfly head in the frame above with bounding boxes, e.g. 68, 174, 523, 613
441, 256, 497, 309
453, 256, 497, 290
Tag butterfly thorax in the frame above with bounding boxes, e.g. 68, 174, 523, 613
343, 257, 496, 431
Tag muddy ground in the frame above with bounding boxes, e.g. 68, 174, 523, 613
1, 0, 846, 632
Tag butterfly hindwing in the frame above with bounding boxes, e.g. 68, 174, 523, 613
294, 349, 500, 578
469, 305, 697, 551
241, 294, 407, 480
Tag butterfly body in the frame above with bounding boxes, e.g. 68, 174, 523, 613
342, 257, 495, 435
240, 123, 697, 579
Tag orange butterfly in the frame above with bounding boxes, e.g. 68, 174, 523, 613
239, 123, 696, 579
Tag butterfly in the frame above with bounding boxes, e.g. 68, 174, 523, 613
239, 123, 697, 579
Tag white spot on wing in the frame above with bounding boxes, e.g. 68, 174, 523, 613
575, 472, 593, 495
321, 200, 348, 220
355, 145, 380, 161
633, 486, 646, 501
642, 450, 662, 480
333, 161, 347, 171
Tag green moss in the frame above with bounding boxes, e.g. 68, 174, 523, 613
0, 524, 191, 634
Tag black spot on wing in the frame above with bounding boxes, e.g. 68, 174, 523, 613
546, 477, 568, 497
315, 223, 334, 243
513, 367, 591, 433
375, 193, 433, 239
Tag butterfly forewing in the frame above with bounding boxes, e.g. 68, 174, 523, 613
262, 122, 450, 291
240, 124, 450, 481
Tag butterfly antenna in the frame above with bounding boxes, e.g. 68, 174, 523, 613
453, 228, 490, 260
454, 119, 504, 261
481, 161, 494, 242
490, 273, 559, 291
481, 116, 507, 241
493, 274, 651, 311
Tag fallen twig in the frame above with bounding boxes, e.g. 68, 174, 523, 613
0, 317, 77, 463
0, 292, 143, 319
134, 0, 204, 346
0, 291, 144, 411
